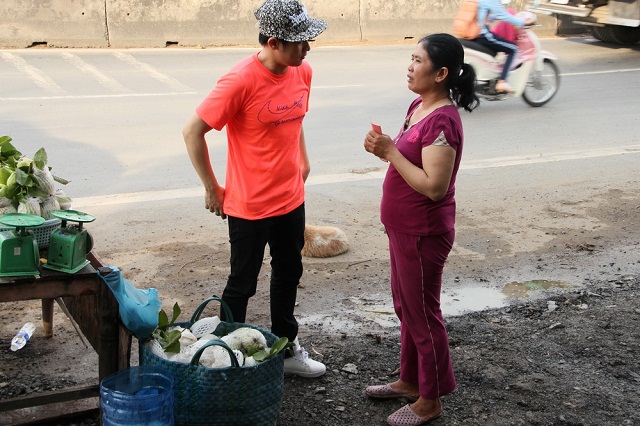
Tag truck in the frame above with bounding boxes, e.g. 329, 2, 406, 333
529, 0, 640, 44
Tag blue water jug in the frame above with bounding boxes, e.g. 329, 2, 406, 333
100, 366, 174, 426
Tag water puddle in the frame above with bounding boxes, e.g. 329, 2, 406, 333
442, 287, 508, 316
300, 280, 576, 333
442, 280, 574, 316
502, 280, 573, 298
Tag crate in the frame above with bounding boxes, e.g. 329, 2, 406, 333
0, 218, 61, 249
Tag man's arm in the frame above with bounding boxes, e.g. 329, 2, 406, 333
299, 126, 311, 182
182, 113, 226, 218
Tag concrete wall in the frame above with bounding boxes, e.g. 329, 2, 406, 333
0, 0, 110, 48
0, 0, 558, 48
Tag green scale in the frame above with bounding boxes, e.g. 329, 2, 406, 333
0, 213, 45, 277
45, 210, 96, 274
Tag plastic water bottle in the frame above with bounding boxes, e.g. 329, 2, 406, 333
10, 322, 36, 352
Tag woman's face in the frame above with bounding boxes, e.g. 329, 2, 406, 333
407, 43, 441, 95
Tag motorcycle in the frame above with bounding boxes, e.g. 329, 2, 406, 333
460, 11, 560, 107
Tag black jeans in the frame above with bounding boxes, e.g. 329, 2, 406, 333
221, 203, 305, 341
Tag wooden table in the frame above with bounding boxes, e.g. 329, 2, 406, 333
0, 251, 132, 424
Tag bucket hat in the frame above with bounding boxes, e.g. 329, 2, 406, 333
255, 0, 328, 42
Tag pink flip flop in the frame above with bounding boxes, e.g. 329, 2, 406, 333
387, 404, 442, 426
364, 384, 418, 401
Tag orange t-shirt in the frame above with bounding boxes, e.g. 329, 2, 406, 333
195, 53, 311, 220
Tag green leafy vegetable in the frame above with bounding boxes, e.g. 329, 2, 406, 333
252, 337, 292, 362
0, 135, 71, 214
152, 302, 183, 353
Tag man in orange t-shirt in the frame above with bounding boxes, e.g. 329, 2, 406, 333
183, 0, 327, 378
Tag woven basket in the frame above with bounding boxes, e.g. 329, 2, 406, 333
140, 296, 284, 426
0, 218, 61, 249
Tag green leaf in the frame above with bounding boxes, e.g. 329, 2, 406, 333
33, 148, 47, 169
6, 172, 16, 187
170, 302, 181, 323
252, 350, 269, 362
52, 174, 69, 185
55, 194, 72, 205
245, 346, 260, 357
26, 186, 48, 198
14, 170, 31, 186
0, 140, 21, 161
16, 158, 32, 170
158, 310, 169, 328
151, 302, 183, 355
151, 328, 162, 340
5, 157, 18, 169
16, 169, 31, 186
269, 337, 290, 356
163, 330, 182, 353
0, 167, 12, 185
5, 183, 22, 203
25, 176, 39, 189
250, 337, 290, 363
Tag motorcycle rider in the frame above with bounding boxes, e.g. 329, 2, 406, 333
472, 0, 536, 93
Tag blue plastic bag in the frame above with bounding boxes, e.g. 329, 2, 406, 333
98, 266, 162, 339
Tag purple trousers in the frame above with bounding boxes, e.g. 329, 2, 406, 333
387, 227, 456, 400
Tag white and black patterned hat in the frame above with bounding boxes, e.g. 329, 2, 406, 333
255, 0, 328, 42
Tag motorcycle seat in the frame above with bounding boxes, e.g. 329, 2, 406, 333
459, 39, 498, 57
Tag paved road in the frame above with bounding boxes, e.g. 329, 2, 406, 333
1, 36, 639, 199
1, 36, 639, 315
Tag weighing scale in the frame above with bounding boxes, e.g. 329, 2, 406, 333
0, 213, 46, 277
44, 210, 95, 274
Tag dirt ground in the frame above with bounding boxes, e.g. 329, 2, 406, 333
0, 184, 638, 425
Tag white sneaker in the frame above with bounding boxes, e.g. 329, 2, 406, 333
283, 338, 326, 378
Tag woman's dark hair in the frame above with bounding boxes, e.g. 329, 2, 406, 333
258, 33, 288, 47
419, 33, 479, 112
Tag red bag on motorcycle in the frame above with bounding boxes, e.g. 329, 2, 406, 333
490, 9, 517, 42
453, 0, 481, 40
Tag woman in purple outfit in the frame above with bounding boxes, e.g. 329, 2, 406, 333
363, 33, 479, 426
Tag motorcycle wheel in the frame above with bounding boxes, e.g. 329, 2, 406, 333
522, 59, 560, 107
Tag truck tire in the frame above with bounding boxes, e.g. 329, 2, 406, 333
609, 26, 640, 44
590, 26, 617, 43
592, 25, 640, 44
588, 6, 640, 44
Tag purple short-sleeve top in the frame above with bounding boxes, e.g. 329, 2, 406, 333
380, 98, 464, 236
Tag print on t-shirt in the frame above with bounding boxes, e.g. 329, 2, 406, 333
258, 93, 307, 126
